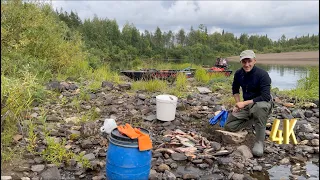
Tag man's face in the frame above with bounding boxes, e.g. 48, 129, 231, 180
241, 58, 256, 72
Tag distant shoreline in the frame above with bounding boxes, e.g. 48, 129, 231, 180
227, 51, 319, 66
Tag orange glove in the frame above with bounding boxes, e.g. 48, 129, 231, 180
117, 123, 140, 139
134, 128, 153, 151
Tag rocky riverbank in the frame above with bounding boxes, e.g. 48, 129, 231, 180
1, 79, 319, 180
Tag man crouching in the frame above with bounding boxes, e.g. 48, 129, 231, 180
224, 50, 273, 157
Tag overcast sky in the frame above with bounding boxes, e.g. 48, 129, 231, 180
50, 1, 319, 41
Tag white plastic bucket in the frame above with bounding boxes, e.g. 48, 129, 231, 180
100, 118, 117, 134
156, 94, 178, 121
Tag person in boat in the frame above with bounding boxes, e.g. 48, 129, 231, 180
215, 57, 221, 66
224, 50, 273, 157
222, 58, 228, 68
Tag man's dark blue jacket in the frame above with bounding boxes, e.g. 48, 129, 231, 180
232, 66, 271, 102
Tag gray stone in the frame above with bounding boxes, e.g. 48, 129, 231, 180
83, 153, 95, 161
163, 170, 176, 180
301, 145, 315, 153
149, 169, 160, 180
310, 139, 319, 146
304, 110, 314, 118
303, 133, 319, 140
81, 139, 93, 149
203, 174, 224, 180
15, 164, 31, 172
233, 145, 253, 159
291, 109, 305, 118
171, 153, 187, 161
46, 81, 63, 92
170, 163, 178, 169
101, 81, 113, 89
252, 165, 263, 171
118, 83, 131, 90
143, 114, 156, 121
196, 87, 212, 94
232, 173, 245, 180
46, 115, 60, 122
31, 164, 45, 172
137, 94, 147, 100
299, 124, 314, 133
34, 157, 44, 164
211, 141, 221, 151
280, 157, 290, 164
40, 167, 61, 180
182, 174, 200, 180
216, 130, 248, 144
191, 159, 203, 164
157, 164, 170, 172
217, 157, 233, 165
197, 163, 209, 169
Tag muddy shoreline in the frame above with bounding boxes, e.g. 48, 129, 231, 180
227, 51, 319, 66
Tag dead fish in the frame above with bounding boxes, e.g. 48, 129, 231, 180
197, 154, 216, 159
155, 148, 175, 154
181, 135, 198, 143
212, 150, 231, 156
176, 135, 190, 142
202, 137, 210, 146
201, 139, 206, 148
174, 129, 186, 135
163, 134, 175, 137
166, 142, 183, 148
181, 141, 195, 147
185, 152, 196, 159
156, 143, 166, 148
203, 148, 214, 154
175, 147, 197, 153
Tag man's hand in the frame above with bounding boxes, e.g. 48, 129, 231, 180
232, 106, 240, 113
235, 101, 246, 109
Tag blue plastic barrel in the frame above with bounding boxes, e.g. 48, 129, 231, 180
106, 127, 152, 180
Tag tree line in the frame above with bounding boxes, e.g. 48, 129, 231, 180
2, 0, 318, 77
56, 9, 319, 69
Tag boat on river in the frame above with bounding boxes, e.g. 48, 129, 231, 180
120, 68, 196, 81
207, 66, 233, 77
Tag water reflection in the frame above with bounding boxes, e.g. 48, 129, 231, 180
228, 62, 312, 90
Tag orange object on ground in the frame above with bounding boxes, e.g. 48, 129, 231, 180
117, 123, 140, 139
134, 128, 153, 151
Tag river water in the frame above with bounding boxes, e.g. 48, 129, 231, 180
228, 62, 316, 90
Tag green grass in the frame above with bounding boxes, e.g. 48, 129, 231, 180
175, 72, 188, 91
195, 68, 211, 84
1, 71, 45, 162
132, 79, 168, 92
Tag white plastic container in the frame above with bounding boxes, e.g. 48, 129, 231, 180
100, 118, 117, 134
156, 94, 178, 121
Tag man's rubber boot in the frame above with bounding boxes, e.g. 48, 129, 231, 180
252, 126, 266, 157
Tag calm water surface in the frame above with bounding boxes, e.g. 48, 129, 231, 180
228, 62, 316, 90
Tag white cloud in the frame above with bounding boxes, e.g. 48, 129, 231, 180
50, 0, 319, 40
208, 26, 223, 34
